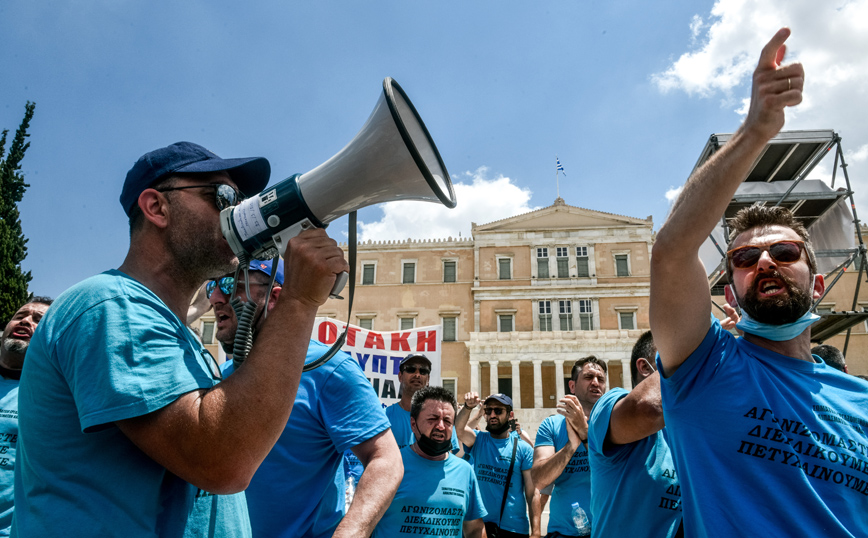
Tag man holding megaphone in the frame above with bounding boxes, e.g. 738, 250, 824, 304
12, 142, 349, 537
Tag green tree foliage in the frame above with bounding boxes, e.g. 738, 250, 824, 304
0, 102, 36, 323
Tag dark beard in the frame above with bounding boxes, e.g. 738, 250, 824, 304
486, 420, 510, 435
740, 270, 812, 325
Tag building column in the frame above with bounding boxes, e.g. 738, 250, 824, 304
489, 360, 499, 397
621, 358, 632, 389
532, 360, 543, 409
510, 359, 522, 409
470, 360, 480, 395
554, 359, 566, 401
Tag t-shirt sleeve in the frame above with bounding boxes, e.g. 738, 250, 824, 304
518, 440, 534, 471
588, 388, 628, 459
318, 352, 392, 454
534, 416, 556, 448
658, 319, 735, 410
57, 295, 213, 432
465, 468, 488, 521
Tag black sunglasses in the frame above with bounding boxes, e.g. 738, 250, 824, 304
402, 366, 430, 375
205, 276, 267, 299
727, 240, 805, 269
156, 184, 242, 211
483, 407, 505, 416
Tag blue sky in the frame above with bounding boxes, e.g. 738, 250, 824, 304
3, 0, 867, 298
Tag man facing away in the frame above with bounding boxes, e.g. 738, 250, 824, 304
386, 353, 460, 453
651, 28, 868, 537
14, 142, 349, 537
372, 386, 487, 538
209, 258, 402, 537
456, 392, 541, 538
0, 297, 51, 536
531, 356, 607, 538
587, 331, 682, 538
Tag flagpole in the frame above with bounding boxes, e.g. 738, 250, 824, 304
555, 155, 560, 199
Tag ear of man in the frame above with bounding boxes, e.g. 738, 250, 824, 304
137, 189, 171, 230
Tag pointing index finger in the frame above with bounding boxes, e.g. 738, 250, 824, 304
759, 27, 791, 69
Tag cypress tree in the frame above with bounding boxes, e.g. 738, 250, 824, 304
0, 101, 36, 323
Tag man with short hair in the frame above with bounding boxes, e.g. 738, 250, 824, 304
651, 29, 868, 537
811, 344, 847, 373
456, 392, 541, 538
372, 386, 486, 538
386, 353, 460, 453
531, 356, 607, 538
211, 258, 401, 538
0, 297, 51, 535
14, 142, 349, 537
587, 332, 682, 538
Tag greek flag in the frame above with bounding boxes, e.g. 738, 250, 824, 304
556, 157, 565, 175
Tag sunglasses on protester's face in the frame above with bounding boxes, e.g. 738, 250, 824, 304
483, 407, 506, 416
156, 184, 242, 211
727, 240, 805, 269
205, 276, 267, 299
402, 366, 430, 375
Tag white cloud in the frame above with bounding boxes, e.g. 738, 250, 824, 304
652, 0, 868, 212
357, 167, 537, 241
665, 185, 684, 204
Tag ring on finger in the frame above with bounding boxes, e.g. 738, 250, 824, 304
788, 78, 791, 91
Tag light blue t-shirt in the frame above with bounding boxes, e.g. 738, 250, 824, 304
534, 414, 592, 536
13, 270, 249, 538
0, 376, 18, 537
223, 340, 391, 538
373, 446, 487, 538
659, 319, 868, 538
588, 388, 681, 538
386, 402, 461, 452
469, 431, 533, 534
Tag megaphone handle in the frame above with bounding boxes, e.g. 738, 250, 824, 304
329, 272, 349, 300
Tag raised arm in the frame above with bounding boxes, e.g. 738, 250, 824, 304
606, 373, 665, 446
335, 429, 403, 538
523, 468, 542, 538
117, 229, 349, 494
455, 392, 480, 448
531, 396, 586, 489
651, 28, 804, 376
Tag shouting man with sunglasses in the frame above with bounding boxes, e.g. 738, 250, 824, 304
208, 258, 401, 538
651, 29, 868, 538
13, 142, 351, 537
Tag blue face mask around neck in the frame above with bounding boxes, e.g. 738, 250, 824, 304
728, 277, 820, 341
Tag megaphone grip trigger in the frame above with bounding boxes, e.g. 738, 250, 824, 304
329, 271, 349, 300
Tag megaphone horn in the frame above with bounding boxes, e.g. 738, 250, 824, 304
220, 77, 457, 296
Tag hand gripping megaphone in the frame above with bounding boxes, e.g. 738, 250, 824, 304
220, 77, 456, 298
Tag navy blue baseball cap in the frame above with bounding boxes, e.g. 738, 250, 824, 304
484, 393, 513, 408
248, 258, 285, 286
120, 141, 271, 217
400, 353, 432, 369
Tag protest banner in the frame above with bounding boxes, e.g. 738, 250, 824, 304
312, 318, 442, 405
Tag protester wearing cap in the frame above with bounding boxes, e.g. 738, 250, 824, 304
13, 142, 350, 537
456, 392, 540, 538
213, 258, 401, 538
386, 353, 460, 454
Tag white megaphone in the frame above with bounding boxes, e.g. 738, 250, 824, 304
220, 77, 457, 297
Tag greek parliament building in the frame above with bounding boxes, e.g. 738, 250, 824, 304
318, 197, 653, 430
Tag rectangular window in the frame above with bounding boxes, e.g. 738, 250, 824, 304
559, 300, 573, 331
615, 254, 630, 277
362, 263, 375, 285
402, 262, 416, 284
400, 317, 415, 330
443, 260, 456, 283
498, 258, 512, 280
442, 317, 457, 341
499, 314, 514, 333
576, 246, 589, 277
538, 300, 552, 331
556, 247, 569, 278
442, 378, 457, 398
619, 312, 635, 330
578, 299, 594, 330
537, 248, 549, 278
201, 321, 215, 345
358, 318, 373, 330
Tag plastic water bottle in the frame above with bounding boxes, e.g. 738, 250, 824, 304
571, 502, 591, 535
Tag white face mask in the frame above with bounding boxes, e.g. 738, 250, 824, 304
727, 276, 820, 341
